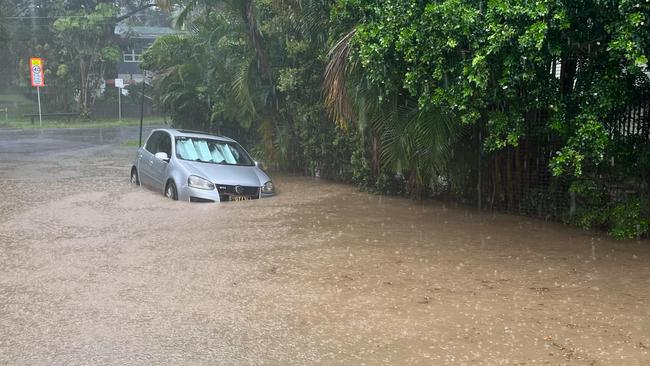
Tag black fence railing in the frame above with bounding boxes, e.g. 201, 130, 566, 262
607, 98, 650, 140
443, 96, 650, 222
91, 101, 162, 119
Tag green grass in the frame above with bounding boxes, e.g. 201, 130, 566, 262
0, 93, 33, 104
0, 92, 37, 118
0, 117, 167, 129
122, 139, 143, 147
0, 90, 168, 129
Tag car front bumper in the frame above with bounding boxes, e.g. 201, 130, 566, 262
179, 185, 274, 202
179, 185, 223, 203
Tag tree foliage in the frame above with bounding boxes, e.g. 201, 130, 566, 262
332, 0, 650, 176
1, 0, 172, 115
54, 3, 121, 116
143, 0, 649, 238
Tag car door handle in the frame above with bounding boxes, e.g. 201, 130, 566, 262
148, 160, 154, 166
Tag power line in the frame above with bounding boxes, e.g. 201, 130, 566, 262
6, 15, 115, 19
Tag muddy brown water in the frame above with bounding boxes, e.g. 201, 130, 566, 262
1, 129, 649, 365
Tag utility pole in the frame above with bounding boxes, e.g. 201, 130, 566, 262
138, 72, 146, 147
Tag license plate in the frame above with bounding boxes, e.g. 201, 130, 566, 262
230, 195, 251, 202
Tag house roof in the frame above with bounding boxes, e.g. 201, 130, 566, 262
115, 24, 178, 39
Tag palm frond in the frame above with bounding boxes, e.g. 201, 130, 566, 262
175, 0, 198, 28
230, 55, 257, 122
302, 0, 330, 45
370, 99, 459, 186
324, 28, 356, 129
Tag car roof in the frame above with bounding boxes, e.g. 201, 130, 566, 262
154, 128, 237, 143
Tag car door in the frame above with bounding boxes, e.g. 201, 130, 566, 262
150, 132, 172, 190
139, 131, 162, 187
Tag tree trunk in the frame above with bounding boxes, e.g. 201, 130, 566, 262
79, 59, 88, 116
239, 0, 280, 145
506, 148, 514, 210
372, 135, 380, 175
241, 0, 271, 82
492, 153, 500, 208
559, 56, 577, 96
408, 169, 422, 200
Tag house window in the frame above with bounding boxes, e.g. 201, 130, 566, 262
123, 49, 142, 63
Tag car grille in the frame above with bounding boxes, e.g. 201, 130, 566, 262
190, 196, 215, 203
216, 184, 260, 201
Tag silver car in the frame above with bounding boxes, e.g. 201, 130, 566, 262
130, 128, 274, 202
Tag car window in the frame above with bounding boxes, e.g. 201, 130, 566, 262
158, 133, 172, 156
220, 144, 237, 164
193, 139, 212, 161
175, 137, 254, 166
145, 131, 162, 153
177, 139, 199, 160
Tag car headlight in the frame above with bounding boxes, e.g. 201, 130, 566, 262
262, 181, 274, 194
188, 175, 215, 190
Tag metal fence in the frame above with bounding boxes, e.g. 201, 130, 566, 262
608, 98, 650, 140
445, 96, 650, 221
91, 100, 162, 119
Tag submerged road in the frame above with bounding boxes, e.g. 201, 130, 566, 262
1, 127, 649, 365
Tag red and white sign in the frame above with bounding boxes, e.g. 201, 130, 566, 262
30, 58, 45, 87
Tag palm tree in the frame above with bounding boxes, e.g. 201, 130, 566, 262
174, 0, 282, 162
324, 28, 461, 197
176, 0, 271, 81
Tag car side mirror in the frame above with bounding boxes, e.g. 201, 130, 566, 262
155, 152, 169, 162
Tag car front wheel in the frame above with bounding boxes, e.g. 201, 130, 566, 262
165, 181, 178, 200
130, 167, 140, 185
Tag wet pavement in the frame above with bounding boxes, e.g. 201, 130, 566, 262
0, 126, 150, 156
1, 127, 649, 365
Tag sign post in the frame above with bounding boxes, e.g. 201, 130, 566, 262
115, 78, 124, 122
29, 58, 45, 127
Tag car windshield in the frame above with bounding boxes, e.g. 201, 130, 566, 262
175, 137, 254, 166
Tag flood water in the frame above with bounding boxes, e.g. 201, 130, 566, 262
1, 127, 649, 364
